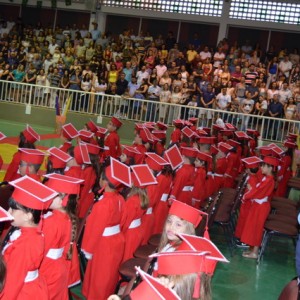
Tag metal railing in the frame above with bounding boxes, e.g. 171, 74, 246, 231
0, 79, 299, 143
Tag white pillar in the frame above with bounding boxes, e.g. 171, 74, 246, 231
216, 0, 230, 44
89, 11, 107, 34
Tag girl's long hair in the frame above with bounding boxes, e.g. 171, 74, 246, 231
127, 186, 149, 210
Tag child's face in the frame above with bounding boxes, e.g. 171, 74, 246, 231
165, 215, 189, 241
107, 121, 116, 132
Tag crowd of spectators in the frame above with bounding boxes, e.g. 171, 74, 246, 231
0, 17, 300, 124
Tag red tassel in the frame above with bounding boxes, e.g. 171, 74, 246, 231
204, 228, 210, 240
193, 272, 201, 298
37, 213, 44, 233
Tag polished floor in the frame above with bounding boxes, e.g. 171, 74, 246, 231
0, 120, 297, 300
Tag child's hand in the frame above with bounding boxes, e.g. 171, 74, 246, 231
107, 295, 121, 300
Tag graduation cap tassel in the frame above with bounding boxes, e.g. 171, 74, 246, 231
193, 272, 201, 298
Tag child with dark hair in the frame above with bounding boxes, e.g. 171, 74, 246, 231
2, 176, 57, 299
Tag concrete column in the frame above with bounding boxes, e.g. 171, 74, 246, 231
89, 11, 107, 34
216, 0, 230, 44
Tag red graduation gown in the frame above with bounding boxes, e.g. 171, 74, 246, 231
81, 191, 125, 300
3, 151, 21, 182
120, 194, 145, 262
170, 128, 181, 144
141, 185, 157, 244
40, 210, 70, 300
170, 164, 195, 206
104, 131, 121, 158
154, 142, 166, 156
78, 166, 96, 218
235, 173, 258, 239
152, 173, 173, 234
1, 227, 48, 300
275, 155, 292, 197
192, 166, 207, 208
213, 157, 227, 193
59, 141, 72, 153
134, 144, 147, 164
223, 152, 240, 188
240, 175, 275, 247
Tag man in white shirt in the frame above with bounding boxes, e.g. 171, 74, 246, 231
155, 59, 167, 80
199, 46, 212, 62
48, 38, 59, 55
136, 65, 149, 86
278, 82, 292, 105
146, 79, 161, 121
213, 47, 225, 68
216, 88, 231, 110
279, 55, 293, 79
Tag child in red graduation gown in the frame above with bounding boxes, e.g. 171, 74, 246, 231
121, 165, 157, 260
274, 141, 295, 197
18, 148, 46, 181
235, 156, 261, 243
1, 176, 58, 299
104, 117, 122, 159
169, 147, 197, 207
64, 146, 84, 180
59, 123, 79, 153
41, 174, 84, 299
0, 132, 6, 171
81, 159, 129, 300
240, 156, 278, 259
146, 153, 173, 235
4, 125, 40, 182
192, 151, 211, 209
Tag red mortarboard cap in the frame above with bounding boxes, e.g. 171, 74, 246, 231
181, 147, 199, 158
19, 148, 45, 165
152, 130, 166, 140
287, 133, 297, 141
164, 145, 184, 170
156, 121, 168, 131
105, 157, 131, 187
74, 144, 91, 165
145, 152, 169, 171
177, 233, 229, 275
0, 207, 14, 222
62, 123, 79, 140
177, 234, 228, 262
23, 125, 40, 144
284, 140, 297, 149
95, 127, 108, 138
122, 145, 141, 157
225, 123, 236, 130
189, 117, 198, 124
210, 145, 219, 155
135, 123, 145, 131
44, 173, 84, 195
48, 147, 72, 169
86, 120, 98, 133
182, 126, 195, 139
199, 136, 216, 145
258, 146, 272, 157
9, 176, 57, 210
0, 132, 6, 141
241, 156, 262, 169
227, 139, 240, 148
269, 143, 284, 157
246, 128, 260, 137
213, 124, 224, 131
218, 142, 233, 153
202, 127, 211, 134
184, 121, 193, 127
144, 122, 156, 131
169, 200, 203, 227
220, 130, 234, 137
235, 131, 250, 140
173, 119, 184, 128
131, 164, 158, 187
151, 134, 161, 143
196, 129, 208, 136
150, 251, 208, 275
111, 117, 123, 128
130, 267, 180, 300
197, 151, 212, 163
263, 156, 280, 167
139, 128, 154, 143
79, 130, 94, 142
83, 142, 101, 155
